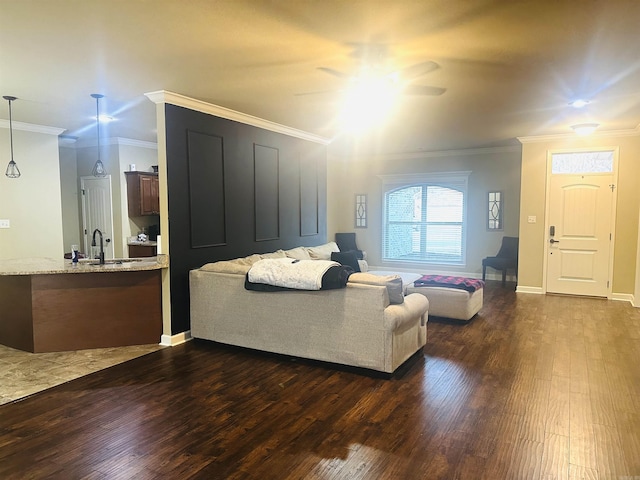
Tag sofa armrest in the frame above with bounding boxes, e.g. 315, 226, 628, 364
383, 293, 429, 331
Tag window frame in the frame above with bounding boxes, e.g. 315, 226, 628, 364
379, 172, 471, 267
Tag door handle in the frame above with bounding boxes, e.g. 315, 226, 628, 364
550, 238, 560, 244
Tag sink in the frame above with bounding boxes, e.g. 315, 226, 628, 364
86, 258, 146, 266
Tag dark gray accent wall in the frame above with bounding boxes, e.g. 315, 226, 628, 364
165, 104, 327, 334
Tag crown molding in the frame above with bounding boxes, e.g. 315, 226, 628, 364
74, 137, 157, 149
0, 119, 64, 136
115, 137, 158, 149
145, 90, 330, 145
358, 145, 521, 162
518, 124, 640, 144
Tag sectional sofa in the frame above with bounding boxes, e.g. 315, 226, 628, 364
189, 243, 429, 373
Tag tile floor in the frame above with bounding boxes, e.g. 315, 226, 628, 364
0, 343, 164, 405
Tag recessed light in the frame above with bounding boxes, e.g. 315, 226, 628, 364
97, 114, 115, 123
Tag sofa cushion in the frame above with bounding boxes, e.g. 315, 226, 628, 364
348, 273, 404, 304
331, 251, 361, 272
306, 242, 340, 260
284, 247, 311, 260
260, 250, 287, 259
199, 260, 251, 275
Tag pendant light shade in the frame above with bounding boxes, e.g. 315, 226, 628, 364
3, 95, 21, 178
91, 93, 107, 177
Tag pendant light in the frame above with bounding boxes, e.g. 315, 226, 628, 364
3, 95, 20, 178
91, 93, 107, 177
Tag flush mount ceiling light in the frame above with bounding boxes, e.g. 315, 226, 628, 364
571, 123, 599, 136
91, 93, 107, 177
3, 95, 21, 178
569, 99, 590, 108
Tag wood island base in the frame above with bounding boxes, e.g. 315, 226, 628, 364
0, 270, 162, 353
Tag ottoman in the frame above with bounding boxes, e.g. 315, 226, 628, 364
369, 271, 483, 322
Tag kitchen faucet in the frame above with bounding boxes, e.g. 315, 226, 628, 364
92, 228, 105, 265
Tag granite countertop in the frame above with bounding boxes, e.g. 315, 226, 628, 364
0, 254, 169, 275
127, 240, 158, 246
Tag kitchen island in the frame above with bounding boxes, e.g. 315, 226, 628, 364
0, 255, 168, 353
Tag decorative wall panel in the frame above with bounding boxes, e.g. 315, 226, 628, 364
254, 144, 280, 241
300, 154, 319, 236
187, 130, 226, 248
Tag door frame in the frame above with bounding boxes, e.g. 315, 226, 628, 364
542, 146, 619, 297
80, 175, 115, 259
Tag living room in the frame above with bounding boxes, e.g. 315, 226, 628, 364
1, 1, 640, 477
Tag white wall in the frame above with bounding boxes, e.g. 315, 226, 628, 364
59, 143, 81, 251
0, 123, 65, 259
117, 139, 159, 252
327, 146, 522, 278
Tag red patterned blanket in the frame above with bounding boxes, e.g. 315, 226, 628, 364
413, 275, 485, 292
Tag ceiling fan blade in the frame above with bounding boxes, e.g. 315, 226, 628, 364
400, 61, 440, 80
403, 85, 447, 96
317, 67, 351, 79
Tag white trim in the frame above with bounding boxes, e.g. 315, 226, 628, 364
611, 293, 634, 304
144, 90, 330, 145
516, 286, 544, 294
518, 124, 640, 143
160, 330, 192, 346
0, 119, 65, 135
365, 145, 521, 161
378, 171, 472, 186
115, 137, 158, 149
75, 136, 158, 149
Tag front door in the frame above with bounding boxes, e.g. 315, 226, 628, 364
81, 176, 114, 260
545, 151, 616, 297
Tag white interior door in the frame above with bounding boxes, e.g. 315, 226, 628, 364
81, 176, 114, 260
546, 173, 614, 296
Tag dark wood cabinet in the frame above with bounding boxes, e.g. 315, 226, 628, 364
128, 244, 157, 258
125, 172, 159, 216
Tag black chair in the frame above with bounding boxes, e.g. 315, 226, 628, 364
334, 232, 364, 259
482, 236, 519, 287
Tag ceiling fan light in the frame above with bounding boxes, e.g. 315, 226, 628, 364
571, 123, 599, 136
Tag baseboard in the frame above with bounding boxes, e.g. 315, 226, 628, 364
160, 330, 192, 347
611, 292, 635, 305
515, 286, 544, 294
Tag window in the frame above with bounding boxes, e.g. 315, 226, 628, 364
381, 172, 469, 265
551, 150, 614, 174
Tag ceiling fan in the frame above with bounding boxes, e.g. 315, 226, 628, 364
315, 60, 446, 97
299, 43, 447, 97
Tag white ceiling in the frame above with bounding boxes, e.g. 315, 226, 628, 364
2, 0, 640, 155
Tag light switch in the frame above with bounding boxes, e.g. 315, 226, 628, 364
527, 216, 536, 224
0, 219, 10, 228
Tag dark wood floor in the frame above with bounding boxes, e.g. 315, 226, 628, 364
1, 282, 639, 479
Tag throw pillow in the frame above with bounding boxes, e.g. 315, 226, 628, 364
306, 241, 340, 260
331, 251, 361, 272
348, 272, 404, 304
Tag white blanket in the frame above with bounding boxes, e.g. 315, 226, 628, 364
247, 258, 339, 290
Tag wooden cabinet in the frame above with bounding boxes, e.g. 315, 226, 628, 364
128, 244, 157, 258
125, 172, 159, 216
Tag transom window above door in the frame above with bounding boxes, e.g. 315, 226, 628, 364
551, 150, 614, 174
